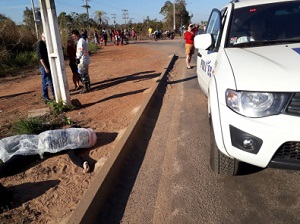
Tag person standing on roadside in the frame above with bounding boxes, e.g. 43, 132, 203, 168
94, 30, 100, 45
113, 29, 120, 45
81, 29, 88, 41
184, 24, 195, 69
148, 26, 153, 39
193, 24, 200, 35
66, 39, 81, 90
71, 29, 91, 94
131, 27, 137, 40
36, 33, 55, 102
102, 29, 108, 46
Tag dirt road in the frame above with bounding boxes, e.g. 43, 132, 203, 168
0, 39, 180, 223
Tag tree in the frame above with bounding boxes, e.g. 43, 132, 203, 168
58, 12, 73, 29
23, 7, 35, 29
143, 16, 163, 31
160, 0, 192, 31
94, 10, 110, 30
0, 14, 9, 22
68, 12, 89, 29
22, 6, 43, 38
160, 1, 173, 30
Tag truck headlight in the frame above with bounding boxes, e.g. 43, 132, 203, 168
226, 89, 292, 117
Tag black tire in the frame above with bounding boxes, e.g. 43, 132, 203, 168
209, 117, 240, 176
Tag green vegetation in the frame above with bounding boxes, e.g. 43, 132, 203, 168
12, 51, 38, 67
0, 1, 196, 78
47, 100, 75, 116
0, 17, 38, 77
88, 42, 99, 54
12, 117, 51, 135
0, 51, 38, 76
11, 100, 75, 136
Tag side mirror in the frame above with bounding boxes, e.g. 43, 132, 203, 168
194, 33, 213, 50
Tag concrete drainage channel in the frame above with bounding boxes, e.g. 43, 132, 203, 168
67, 54, 177, 224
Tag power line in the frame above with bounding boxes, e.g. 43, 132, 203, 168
55, 0, 83, 10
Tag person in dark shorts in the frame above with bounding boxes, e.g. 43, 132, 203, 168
67, 39, 81, 90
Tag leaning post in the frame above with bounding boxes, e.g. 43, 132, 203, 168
39, 0, 71, 105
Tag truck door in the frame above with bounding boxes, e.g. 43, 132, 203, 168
196, 9, 223, 96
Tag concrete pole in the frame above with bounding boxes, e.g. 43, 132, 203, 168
39, 0, 71, 105
31, 0, 39, 39
173, 0, 176, 31
85, 0, 89, 20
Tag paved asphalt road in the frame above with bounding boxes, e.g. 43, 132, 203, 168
96, 38, 300, 224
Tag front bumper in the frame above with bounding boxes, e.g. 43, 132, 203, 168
218, 103, 300, 168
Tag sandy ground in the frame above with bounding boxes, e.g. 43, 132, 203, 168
0, 39, 171, 223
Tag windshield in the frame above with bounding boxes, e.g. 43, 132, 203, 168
227, 1, 300, 47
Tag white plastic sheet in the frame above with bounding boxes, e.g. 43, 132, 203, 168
0, 128, 97, 163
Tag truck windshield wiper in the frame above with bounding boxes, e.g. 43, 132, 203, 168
266, 38, 300, 44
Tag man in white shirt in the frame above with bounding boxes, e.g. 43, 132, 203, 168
71, 29, 91, 93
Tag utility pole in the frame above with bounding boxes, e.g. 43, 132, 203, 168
38, 0, 71, 105
173, 0, 176, 31
111, 13, 116, 28
31, 0, 39, 39
122, 9, 129, 25
82, 0, 91, 27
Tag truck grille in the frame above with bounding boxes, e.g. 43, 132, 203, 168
272, 142, 300, 161
285, 93, 300, 116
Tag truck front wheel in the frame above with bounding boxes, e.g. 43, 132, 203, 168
209, 117, 240, 176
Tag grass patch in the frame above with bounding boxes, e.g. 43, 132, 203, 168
88, 42, 100, 54
12, 117, 51, 135
0, 51, 38, 78
12, 51, 37, 67
11, 114, 73, 136
8, 100, 76, 136
47, 100, 75, 116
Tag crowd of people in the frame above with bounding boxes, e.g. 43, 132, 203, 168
37, 22, 204, 100
36, 23, 203, 100
89, 28, 138, 46
10, 22, 205, 182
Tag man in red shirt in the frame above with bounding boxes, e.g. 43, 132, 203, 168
184, 24, 195, 69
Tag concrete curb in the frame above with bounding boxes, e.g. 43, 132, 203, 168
67, 54, 176, 224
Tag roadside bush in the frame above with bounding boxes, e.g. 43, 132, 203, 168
0, 19, 36, 53
0, 18, 37, 77
12, 51, 37, 67
12, 113, 73, 136
0, 50, 38, 77
0, 47, 10, 65
17, 25, 38, 51
47, 100, 75, 116
88, 42, 99, 54
12, 117, 51, 135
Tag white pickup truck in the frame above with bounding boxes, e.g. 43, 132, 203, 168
194, 0, 300, 175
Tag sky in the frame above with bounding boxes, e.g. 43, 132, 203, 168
0, 0, 229, 25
